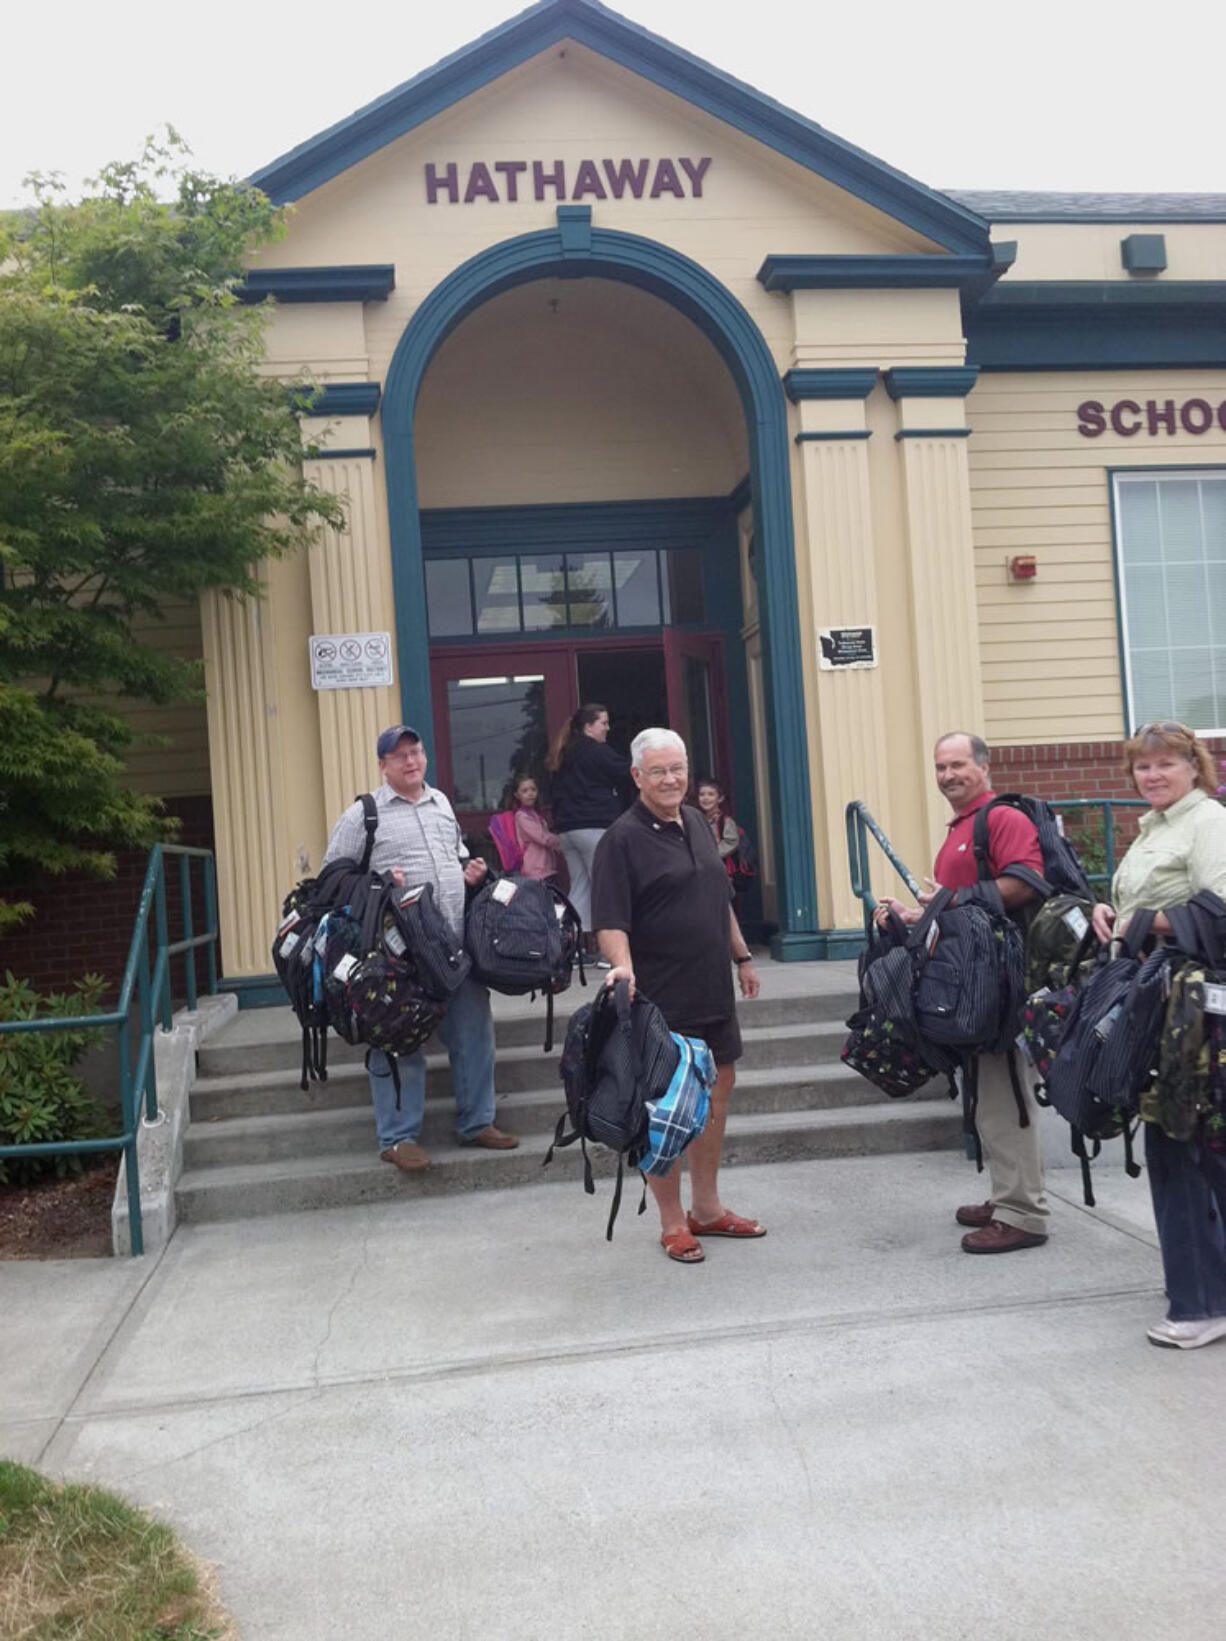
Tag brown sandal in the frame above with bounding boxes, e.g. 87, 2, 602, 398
661, 1228, 705, 1263
686, 1210, 767, 1238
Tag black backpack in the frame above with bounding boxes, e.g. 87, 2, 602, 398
1040, 911, 1160, 1201
910, 887, 1026, 1059
465, 874, 584, 1050
544, 980, 680, 1238
272, 795, 379, 1088
339, 879, 470, 1071
842, 911, 948, 1098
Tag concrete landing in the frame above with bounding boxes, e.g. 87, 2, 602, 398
3, 1150, 1221, 1641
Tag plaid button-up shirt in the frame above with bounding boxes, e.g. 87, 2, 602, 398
322, 781, 470, 936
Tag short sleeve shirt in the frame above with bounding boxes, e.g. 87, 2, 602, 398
591, 800, 735, 1029
1112, 787, 1226, 920
933, 791, 1042, 890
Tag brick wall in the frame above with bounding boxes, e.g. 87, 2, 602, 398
1, 796, 217, 1000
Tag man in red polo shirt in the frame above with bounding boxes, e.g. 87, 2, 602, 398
878, 731, 1050, 1254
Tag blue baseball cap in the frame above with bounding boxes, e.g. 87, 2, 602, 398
376, 724, 422, 758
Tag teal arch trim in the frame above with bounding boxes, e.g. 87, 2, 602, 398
382, 222, 820, 951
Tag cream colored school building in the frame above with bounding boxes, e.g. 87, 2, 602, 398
159, 0, 1226, 987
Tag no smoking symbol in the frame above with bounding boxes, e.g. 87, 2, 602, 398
339, 639, 362, 662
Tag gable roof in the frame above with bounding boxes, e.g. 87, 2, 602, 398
249, 0, 989, 256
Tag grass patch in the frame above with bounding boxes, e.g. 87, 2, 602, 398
0, 1460, 236, 1640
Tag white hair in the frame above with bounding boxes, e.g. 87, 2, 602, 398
631, 727, 688, 768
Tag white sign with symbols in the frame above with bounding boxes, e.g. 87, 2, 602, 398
309, 631, 393, 691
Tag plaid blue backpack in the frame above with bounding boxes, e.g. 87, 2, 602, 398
640, 1031, 715, 1178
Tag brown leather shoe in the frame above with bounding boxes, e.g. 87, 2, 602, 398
461, 1124, 519, 1150
381, 1141, 430, 1172
955, 1201, 995, 1228
961, 1219, 1048, 1254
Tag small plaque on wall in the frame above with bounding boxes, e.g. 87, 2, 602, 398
309, 631, 393, 690
818, 626, 877, 670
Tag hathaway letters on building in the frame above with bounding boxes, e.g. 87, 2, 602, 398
424, 156, 713, 204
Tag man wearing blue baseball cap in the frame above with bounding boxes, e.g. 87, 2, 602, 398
322, 725, 518, 1170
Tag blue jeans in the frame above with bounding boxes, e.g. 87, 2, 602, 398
367, 977, 496, 1151
1145, 1122, 1226, 1321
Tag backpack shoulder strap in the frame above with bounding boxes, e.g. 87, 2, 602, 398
356, 793, 379, 873
971, 799, 1000, 883
972, 794, 1051, 899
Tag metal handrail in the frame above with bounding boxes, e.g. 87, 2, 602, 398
0, 843, 219, 1255
846, 795, 1150, 936
845, 801, 922, 934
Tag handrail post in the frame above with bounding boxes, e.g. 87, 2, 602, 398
181, 852, 198, 1011
154, 855, 173, 1033
204, 856, 219, 995
136, 923, 160, 1124
1103, 803, 1117, 884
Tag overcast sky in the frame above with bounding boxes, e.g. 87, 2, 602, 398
4, 0, 1221, 208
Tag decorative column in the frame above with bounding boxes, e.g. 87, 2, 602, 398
200, 570, 290, 977
299, 385, 399, 824
885, 366, 983, 844
785, 369, 893, 934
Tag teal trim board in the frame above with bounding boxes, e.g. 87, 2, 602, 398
290, 382, 382, 417
797, 431, 872, 442
311, 447, 378, 460
884, 367, 980, 399
894, 428, 972, 440
382, 221, 820, 955
248, 0, 989, 255
783, 368, 877, 401
239, 265, 395, 303
965, 281, 1226, 371
759, 254, 991, 293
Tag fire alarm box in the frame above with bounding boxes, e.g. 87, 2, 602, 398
1008, 554, 1037, 581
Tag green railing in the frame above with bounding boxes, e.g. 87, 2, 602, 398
0, 844, 219, 1256
846, 796, 1149, 933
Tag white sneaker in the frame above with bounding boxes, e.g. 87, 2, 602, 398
1146, 1316, 1226, 1350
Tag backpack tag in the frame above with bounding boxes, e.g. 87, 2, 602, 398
1206, 984, 1226, 1016
554, 902, 566, 922
398, 886, 425, 906
1015, 1029, 1035, 1065
278, 910, 300, 936
383, 925, 406, 957
1062, 905, 1089, 940
925, 922, 940, 956
492, 878, 518, 905
279, 930, 301, 958
1055, 813, 1066, 837
332, 953, 359, 983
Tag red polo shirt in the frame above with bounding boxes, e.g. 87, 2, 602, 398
933, 791, 1042, 890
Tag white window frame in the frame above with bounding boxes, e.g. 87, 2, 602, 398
1113, 467, 1226, 737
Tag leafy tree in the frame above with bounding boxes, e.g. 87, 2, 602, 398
0, 132, 342, 931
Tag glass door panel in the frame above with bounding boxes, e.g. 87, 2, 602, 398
663, 630, 733, 805
429, 647, 572, 833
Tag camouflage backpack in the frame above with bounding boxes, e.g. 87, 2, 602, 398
1147, 891, 1226, 1147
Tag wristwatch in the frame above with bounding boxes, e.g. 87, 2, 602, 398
733, 953, 754, 966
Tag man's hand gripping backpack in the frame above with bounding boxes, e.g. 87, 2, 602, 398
841, 911, 948, 1099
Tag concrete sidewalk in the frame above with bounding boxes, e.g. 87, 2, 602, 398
2, 1150, 1221, 1641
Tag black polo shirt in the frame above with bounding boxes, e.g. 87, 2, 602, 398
591, 799, 735, 1029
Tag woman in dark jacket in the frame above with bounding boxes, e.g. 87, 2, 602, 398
547, 703, 631, 950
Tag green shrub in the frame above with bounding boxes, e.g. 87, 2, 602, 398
0, 971, 110, 1184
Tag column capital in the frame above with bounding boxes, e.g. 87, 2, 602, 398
883, 366, 979, 400
783, 368, 878, 402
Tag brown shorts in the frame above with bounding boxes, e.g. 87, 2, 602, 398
674, 1013, 742, 1066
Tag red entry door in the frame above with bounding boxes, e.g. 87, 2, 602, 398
662, 630, 734, 805
428, 646, 573, 833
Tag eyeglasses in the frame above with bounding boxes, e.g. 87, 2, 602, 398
1136, 721, 1189, 736
639, 764, 688, 782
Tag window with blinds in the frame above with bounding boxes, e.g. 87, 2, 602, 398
1114, 471, 1226, 734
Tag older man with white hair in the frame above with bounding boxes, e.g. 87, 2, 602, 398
590, 727, 763, 1264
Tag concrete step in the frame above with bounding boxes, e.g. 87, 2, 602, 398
189, 1020, 851, 1121
183, 1064, 955, 1168
174, 1101, 963, 1224
195, 988, 857, 1078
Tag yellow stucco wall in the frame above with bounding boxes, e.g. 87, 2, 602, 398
967, 370, 1226, 747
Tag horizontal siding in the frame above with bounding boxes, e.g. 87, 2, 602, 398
968, 371, 1226, 747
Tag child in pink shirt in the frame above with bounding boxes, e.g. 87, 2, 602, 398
512, 776, 564, 883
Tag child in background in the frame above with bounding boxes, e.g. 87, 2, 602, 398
511, 775, 565, 884
695, 778, 739, 860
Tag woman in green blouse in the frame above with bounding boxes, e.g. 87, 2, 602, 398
1092, 721, 1226, 1350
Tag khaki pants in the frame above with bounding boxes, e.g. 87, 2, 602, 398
972, 1051, 1049, 1236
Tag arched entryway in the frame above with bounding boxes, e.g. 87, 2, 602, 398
381, 211, 819, 955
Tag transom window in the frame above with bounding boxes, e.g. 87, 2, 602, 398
1114, 471, 1226, 735
424, 548, 704, 638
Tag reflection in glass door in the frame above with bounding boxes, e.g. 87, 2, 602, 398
429, 649, 571, 830
663, 630, 733, 803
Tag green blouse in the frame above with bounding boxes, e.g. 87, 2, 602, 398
1111, 787, 1226, 919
